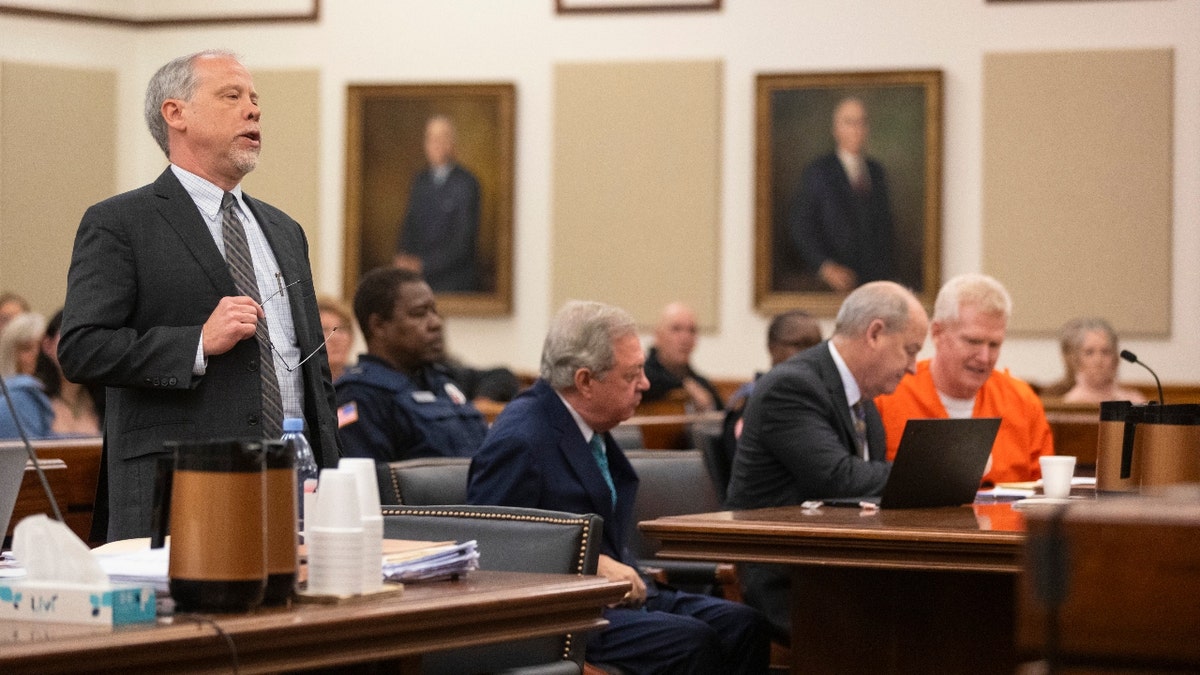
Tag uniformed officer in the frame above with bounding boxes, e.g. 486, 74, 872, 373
335, 267, 487, 462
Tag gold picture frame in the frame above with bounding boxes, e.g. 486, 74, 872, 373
556, 0, 720, 13
755, 70, 942, 316
344, 83, 515, 316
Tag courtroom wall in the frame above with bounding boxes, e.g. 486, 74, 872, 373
0, 1, 1196, 387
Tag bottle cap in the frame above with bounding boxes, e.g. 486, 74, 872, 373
283, 417, 305, 432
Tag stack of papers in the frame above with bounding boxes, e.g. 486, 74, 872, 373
976, 487, 1037, 501
92, 542, 169, 594
382, 539, 479, 583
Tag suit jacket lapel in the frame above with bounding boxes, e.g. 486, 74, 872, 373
540, 383, 622, 519
152, 168, 235, 296
245, 195, 301, 283
863, 400, 886, 461
816, 344, 859, 454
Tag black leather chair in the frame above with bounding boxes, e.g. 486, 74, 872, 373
382, 504, 604, 675
624, 449, 739, 599
694, 425, 732, 505
378, 457, 471, 506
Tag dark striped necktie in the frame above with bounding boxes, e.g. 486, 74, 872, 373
221, 192, 284, 439
851, 401, 868, 459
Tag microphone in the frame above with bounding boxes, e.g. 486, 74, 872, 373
0, 375, 64, 523
1120, 349, 1164, 406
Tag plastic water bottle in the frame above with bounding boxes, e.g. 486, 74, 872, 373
281, 417, 319, 533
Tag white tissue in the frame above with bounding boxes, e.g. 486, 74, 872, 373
12, 514, 109, 585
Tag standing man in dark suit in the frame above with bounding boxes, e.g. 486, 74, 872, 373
789, 96, 896, 291
394, 115, 482, 293
59, 50, 340, 541
726, 280, 928, 639
468, 300, 769, 675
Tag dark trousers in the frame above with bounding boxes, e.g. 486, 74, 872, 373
739, 562, 792, 646
586, 584, 770, 675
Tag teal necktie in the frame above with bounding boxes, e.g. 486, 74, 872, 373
590, 433, 617, 509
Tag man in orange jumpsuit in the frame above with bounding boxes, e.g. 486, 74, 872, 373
874, 273, 1053, 485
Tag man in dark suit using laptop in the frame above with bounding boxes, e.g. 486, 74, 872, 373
726, 280, 928, 640
59, 50, 340, 541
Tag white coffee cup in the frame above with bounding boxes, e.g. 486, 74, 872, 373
307, 469, 365, 596
1039, 455, 1077, 500
338, 458, 384, 592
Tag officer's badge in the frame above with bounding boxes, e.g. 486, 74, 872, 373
444, 382, 467, 405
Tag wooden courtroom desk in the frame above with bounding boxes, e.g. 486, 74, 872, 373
2, 438, 103, 543
0, 570, 627, 674
640, 503, 1026, 675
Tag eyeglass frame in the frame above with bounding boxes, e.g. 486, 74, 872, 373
260, 277, 338, 373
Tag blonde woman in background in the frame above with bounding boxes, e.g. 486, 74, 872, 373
36, 309, 103, 436
0, 312, 55, 438
317, 295, 357, 382
1058, 317, 1147, 404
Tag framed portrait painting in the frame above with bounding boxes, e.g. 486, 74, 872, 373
344, 83, 515, 315
755, 70, 942, 316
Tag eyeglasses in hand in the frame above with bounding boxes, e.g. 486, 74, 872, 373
261, 276, 338, 373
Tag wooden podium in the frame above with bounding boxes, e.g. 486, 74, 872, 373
1019, 490, 1200, 671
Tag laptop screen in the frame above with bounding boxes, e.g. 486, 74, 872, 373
0, 443, 30, 545
821, 417, 1001, 509
879, 417, 1001, 508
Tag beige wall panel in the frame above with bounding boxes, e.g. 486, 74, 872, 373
0, 61, 115, 314
983, 49, 1172, 337
241, 69, 322, 287
552, 61, 721, 329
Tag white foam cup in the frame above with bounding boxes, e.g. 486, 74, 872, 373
338, 458, 384, 591
1039, 455, 1076, 500
306, 469, 365, 596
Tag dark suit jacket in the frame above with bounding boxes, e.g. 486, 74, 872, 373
642, 346, 725, 410
398, 164, 481, 293
788, 152, 895, 285
467, 379, 639, 566
726, 341, 890, 510
59, 168, 340, 537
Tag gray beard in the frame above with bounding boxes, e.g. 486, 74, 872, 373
231, 147, 259, 175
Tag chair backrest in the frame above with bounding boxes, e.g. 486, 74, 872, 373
694, 424, 732, 505
623, 449, 723, 560
379, 457, 471, 505
381, 504, 603, 674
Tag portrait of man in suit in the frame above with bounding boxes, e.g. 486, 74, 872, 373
789, 97, 896, 292
394, 115, 483, 293
755, 71, 942, 315
344, 84, 514, 316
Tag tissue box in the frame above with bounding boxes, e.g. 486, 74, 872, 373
0, 581, 156, 626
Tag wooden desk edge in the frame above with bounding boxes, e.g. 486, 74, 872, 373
640, 514, 1024, 574
0, 572, 627, 675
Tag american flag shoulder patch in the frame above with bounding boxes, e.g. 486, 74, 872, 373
337, 401, 359, 428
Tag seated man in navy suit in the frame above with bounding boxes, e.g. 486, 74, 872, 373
468, 300, 769, 675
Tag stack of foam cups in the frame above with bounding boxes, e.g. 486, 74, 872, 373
339, 458, 384, 593
305, 468, 364, 596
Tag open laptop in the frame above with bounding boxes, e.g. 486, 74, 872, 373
825, 417, 1001, 509
0, 442, 30, 545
